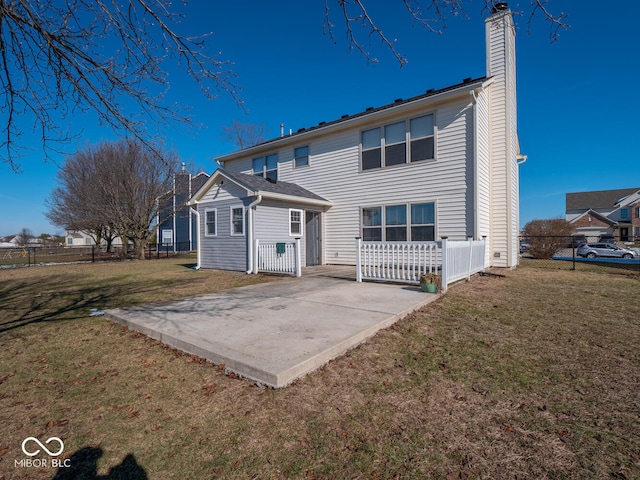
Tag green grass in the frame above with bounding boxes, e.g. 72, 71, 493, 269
1, 260, 639, 479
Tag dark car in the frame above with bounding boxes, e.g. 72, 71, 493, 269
569, 235, 587, 247
598, 235, 616, 244
577, 243, 638, 259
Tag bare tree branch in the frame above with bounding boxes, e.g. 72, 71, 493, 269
1, 0, 241, 171
323, 0, 569, 66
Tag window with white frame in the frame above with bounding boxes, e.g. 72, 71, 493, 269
294, 146, 309, 168
253, 154, 278, 180
230, 206, 244, 236
410, 202, 435, 241
361, 202, 435, 241
362, 207, 382, 241
361, 113, 434, 171
204, 209, 217, 236
289, 209, 303, 236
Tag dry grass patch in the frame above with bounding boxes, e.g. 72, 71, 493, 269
1, 262, 639, 479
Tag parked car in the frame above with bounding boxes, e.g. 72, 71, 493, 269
598, 235, 616, 244
577, 243, 638, 259
519, 241, 531, 253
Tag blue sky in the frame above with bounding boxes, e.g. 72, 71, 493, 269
2, 0, 639, 237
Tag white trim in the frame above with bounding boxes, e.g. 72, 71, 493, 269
230, 205, 245, 236
204, 208, 217, 237
289, 208, 304, 237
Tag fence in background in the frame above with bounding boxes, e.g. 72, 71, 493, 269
0, 242, 194, 268
519, 235, 640, 275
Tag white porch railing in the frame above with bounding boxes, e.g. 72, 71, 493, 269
441, 237, 487, 289
254, 239, 301, 277
355, 239, 440, 284
356, 237, 487, 292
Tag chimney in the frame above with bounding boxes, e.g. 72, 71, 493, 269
485, 1, 519, 268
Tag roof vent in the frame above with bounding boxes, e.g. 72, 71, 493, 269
266, 177, 277, 184
394, 98, 403, 103
318, 121, 326, 126
426, 88, 435, 94
297, 127, 305, 133
492, 2, 508, 13
366, 107, 374, 112
341, 114, 349, 119
462, 77, 472, 83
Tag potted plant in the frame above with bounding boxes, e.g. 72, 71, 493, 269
419, 273, 439, 293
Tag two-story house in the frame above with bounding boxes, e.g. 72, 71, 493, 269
156, 168, 210, 252
188, 3, 523, 272
566, 187, 640, 242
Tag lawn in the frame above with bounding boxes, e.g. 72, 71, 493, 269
1, 259, 638, 479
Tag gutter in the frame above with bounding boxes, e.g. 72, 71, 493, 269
246, 194, 263, 274
189, 207, 201, 270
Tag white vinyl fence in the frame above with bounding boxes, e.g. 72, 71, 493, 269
254, 239, 301, 277
356, 237, 487, 292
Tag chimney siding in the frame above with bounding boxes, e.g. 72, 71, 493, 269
485, 8, 519, 268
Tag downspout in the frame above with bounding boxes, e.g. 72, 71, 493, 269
246, 194, 263, 274
189, 207, 201, 270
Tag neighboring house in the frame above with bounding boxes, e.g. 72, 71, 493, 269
65, 230, 96, 246
188, 4, 523, 272
566, 187, 640, 242
156, 169, 210, 252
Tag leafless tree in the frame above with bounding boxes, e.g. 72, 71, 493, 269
17, 227, 33, 245
47, 139, 175, 259
324, 0, 569, 66
522, 218, 575, 259
221, 121, 268, 150
1, 0, 240, 172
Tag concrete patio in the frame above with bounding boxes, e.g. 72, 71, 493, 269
105, 268, 438, 387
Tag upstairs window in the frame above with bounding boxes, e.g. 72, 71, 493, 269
410, 115, 435, 162
361, 114, 434, 171
253, 153, 278, 180
361, 128, 382, 170
294, 146, 309, 168
384, 122, 407, 166
620, 208, 629, 220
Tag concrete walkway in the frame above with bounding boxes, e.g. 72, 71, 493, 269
105, 270, 438, 388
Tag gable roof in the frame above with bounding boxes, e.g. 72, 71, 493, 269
616, 190, 640, 208
188, 169, 332, 208
568, 209, 616, 226
217, 76, 491, 163
566, 188, 640, 211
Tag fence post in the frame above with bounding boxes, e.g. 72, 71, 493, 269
355, 237, 362, 282
253, 239, 259, 275
467, 236, 474, 281
92, 245, 95, 263
295, 237, 302, 277
441, 237, 448, 292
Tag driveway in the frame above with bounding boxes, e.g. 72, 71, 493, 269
105, 270, 438, 387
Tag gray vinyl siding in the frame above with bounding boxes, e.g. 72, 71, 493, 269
253, 200, 308, 267
226, 97, 475, 266
197, 182, 250, 271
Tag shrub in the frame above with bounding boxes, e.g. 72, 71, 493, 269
522, 219, 575, 259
